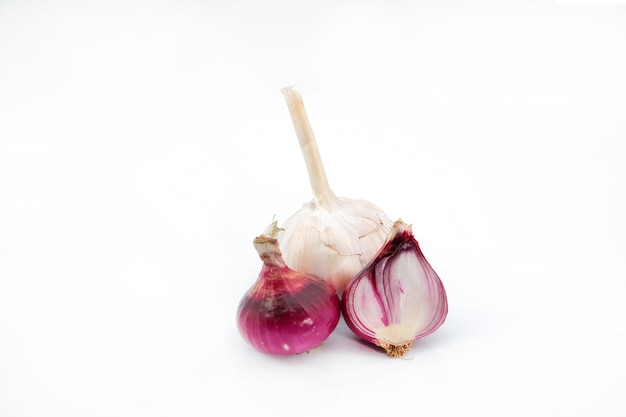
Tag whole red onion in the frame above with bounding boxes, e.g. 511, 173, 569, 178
237, 225, 340, 355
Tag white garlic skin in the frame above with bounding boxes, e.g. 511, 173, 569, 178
278, 85, 392, 294
278, 196, 393, 294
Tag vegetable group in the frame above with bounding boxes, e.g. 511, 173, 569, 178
236, 86, 448, 357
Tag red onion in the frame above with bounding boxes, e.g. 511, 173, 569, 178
342, 220, 448, 357
237, 224, 341, 354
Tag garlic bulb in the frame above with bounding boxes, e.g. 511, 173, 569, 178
342, 220, 448, 357
279, 86, 393, 294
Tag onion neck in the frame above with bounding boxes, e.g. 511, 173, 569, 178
253, 235, 287, 268
281, 86, 335, 209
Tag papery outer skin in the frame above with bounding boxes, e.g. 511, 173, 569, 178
237, 263, 340, 355
278, 196, 393, 294
342, 221, 448, 355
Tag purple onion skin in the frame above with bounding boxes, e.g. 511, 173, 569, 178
342, 222, 448, 356
237, 264, 340, 355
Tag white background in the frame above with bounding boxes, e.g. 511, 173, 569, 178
1, 1, 625, 416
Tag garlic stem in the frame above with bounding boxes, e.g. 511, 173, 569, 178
281, 86, 335, 209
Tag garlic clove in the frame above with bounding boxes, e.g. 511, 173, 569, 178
236, 221, 341, 355
342, 220, 448, 358
278, 86, 392, 294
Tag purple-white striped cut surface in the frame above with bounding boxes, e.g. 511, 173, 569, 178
342, 221, 448, 357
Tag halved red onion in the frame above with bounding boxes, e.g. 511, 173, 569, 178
342, 220, 448, 357
237, 229, 340, 355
